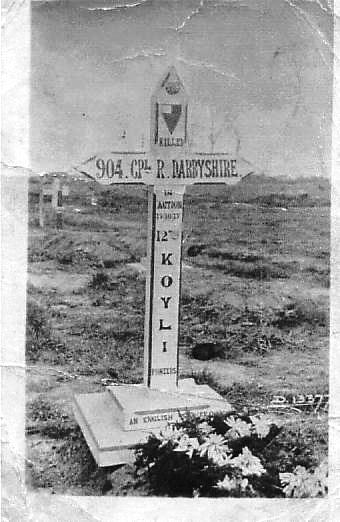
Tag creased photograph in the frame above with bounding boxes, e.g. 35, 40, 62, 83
2, 0, 339, 520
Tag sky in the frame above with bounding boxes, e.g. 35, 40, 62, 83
30, 0, 333, 177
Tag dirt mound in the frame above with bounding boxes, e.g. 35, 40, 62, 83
40, 232, 134, 268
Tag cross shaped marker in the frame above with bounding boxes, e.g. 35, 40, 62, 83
73, 66, 250, 391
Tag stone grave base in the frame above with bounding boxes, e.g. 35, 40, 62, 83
74, 379, 233, 467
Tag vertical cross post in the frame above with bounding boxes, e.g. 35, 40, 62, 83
143, 67, 189, 390
144, 184, 185, 389
51, 178, 63, 230
56, 186, 63, 230
51, 177, 60, 209
39, 178, 44, 228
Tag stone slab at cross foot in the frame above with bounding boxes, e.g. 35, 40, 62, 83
74, 67, 249, 466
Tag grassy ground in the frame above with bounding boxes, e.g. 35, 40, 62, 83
26, 178, 329, 495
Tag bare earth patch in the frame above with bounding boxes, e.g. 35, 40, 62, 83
25, 183, 329, 495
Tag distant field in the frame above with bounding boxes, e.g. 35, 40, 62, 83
25, 175, 329, 495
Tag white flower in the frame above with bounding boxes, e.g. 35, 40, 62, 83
216, 476, 251, 493
212, 452, 233, 467
279, 462, 328, 498
159, 426, 185, 447
198, 421, 215, 436
250, 415, 271, 439
230, 447, 265, 477
279, 467, 309, 497
174, 434, 200, 458
240, 478, 249, 490
199, 433, 231, 465
216, 474, 238, 491
225, 416, 252, 439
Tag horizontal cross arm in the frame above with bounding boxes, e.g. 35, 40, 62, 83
73, 151, 251, 186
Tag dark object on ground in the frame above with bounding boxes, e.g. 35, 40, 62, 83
187, 244, 206, 257
191, 342, 224, 361
101, 479, 113, 494
107, 368, 119, 380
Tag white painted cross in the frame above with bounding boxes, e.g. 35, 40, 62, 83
75, 67, 250, 391
39, 177, 69, 228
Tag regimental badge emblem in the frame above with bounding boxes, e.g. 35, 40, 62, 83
162, 69, 182, 95
161, 104, 182, 135
151, 66, 188, 151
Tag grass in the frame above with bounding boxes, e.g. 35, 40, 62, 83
26, 298, 67, 362
27, 396, 74, 438
183, 205, 329, 261
25, 175, 330, 495
193, 256, 297, 280
26, 190, 329, 375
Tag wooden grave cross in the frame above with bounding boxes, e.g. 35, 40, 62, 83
73, 67, 253, 466
39, 177, 69, 229
75, 66, 249, 393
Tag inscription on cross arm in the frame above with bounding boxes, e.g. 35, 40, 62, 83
74, 66, 250, 391
77, 152, 241, 186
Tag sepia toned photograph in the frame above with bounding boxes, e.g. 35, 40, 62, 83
3, 0, 335, 509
